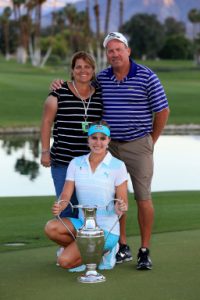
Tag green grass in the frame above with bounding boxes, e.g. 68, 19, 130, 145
1, 230, 200, 300
158, 71, 200, 124
139, 59, 198, 70
1, 192, 200, 300
0, 57, 67, 128
138, 59, 200, 124
0, 196, 53, 252
0, 57, 200, 127
1, 191, 200, 253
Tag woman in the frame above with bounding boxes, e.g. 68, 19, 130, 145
48, 122, 128, 271
41, 51, 102, 218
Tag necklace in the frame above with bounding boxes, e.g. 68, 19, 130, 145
72, 80, 92, 101
72, 81, 92, 133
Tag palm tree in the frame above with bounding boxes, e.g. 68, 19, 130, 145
93, 0, 100, 40
94, 0, 103, 70
119, 0, 124, 30
85, 0, 90, 34
104, 0, 112, 35
25, 0, 46, 66
64, 4, 78, 54
85, 0, 93, 50
12, 0, 28, 63
188, 8, 200, 65
194, 33, 200, 65
188, 8, 200, 40
1, 6, 12, 60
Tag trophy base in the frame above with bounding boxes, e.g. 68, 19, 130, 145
78, 270, 106, 283
77, 264, 106, 283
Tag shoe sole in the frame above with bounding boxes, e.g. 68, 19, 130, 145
137, 265, 152, 270
116, 257, 133, 264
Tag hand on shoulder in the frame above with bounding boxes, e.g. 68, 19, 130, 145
49, 79, 64, 91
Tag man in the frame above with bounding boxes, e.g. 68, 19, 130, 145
51, 32, 170, 270
98, 32, 169, 270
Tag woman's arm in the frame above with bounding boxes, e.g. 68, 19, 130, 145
52, 180, 75, 216
115, 181, 128, 215
40, 95, 57, 167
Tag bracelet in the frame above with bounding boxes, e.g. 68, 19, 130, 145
41, 149, 50, 154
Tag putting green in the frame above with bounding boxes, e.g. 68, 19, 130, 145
1, 229, 200, 300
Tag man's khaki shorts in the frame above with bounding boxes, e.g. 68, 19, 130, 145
109, 135, 154, 200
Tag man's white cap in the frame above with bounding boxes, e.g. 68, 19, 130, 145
103, 32, 128, 48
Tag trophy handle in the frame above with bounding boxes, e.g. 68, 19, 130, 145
55, 199, 125, 247
55, 202, 102, 241
56, 199, 76, 240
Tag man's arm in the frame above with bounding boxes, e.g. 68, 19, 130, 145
151, 107, 170, 144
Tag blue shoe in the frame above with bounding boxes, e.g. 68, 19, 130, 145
98, 244, 118, 270
68, 265, 86, 272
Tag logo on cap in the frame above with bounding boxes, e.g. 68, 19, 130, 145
103, 32, 128, 48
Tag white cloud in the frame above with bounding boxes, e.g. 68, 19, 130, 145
43, 0, 79, 8
0, 0, 79, 9
0, 0, 12, 8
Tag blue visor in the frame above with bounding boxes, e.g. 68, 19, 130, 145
88, 125, 110, 137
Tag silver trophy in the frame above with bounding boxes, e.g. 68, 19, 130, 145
57, 200, 122, 284
76, 206, 106, 283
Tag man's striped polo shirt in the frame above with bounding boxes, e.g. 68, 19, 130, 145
97, 59, 169, 141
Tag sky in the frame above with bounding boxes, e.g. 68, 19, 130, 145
0, 0, 80, 9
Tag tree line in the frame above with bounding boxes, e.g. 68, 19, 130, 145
0, 1, 200, 68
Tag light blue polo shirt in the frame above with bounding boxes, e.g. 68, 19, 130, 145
66, 152, 128, 235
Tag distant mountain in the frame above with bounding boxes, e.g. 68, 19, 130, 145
42, 0, 200, 36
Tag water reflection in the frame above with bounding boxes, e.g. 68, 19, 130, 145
0, 134, 200, 197
1, 134, 40, 180
0, 134, 54, 197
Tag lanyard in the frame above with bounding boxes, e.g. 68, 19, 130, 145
72, 81, 92, 121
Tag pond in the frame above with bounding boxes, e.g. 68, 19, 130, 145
0, 134, 200, 197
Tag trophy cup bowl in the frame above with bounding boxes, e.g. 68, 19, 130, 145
75, 206, 106, 283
